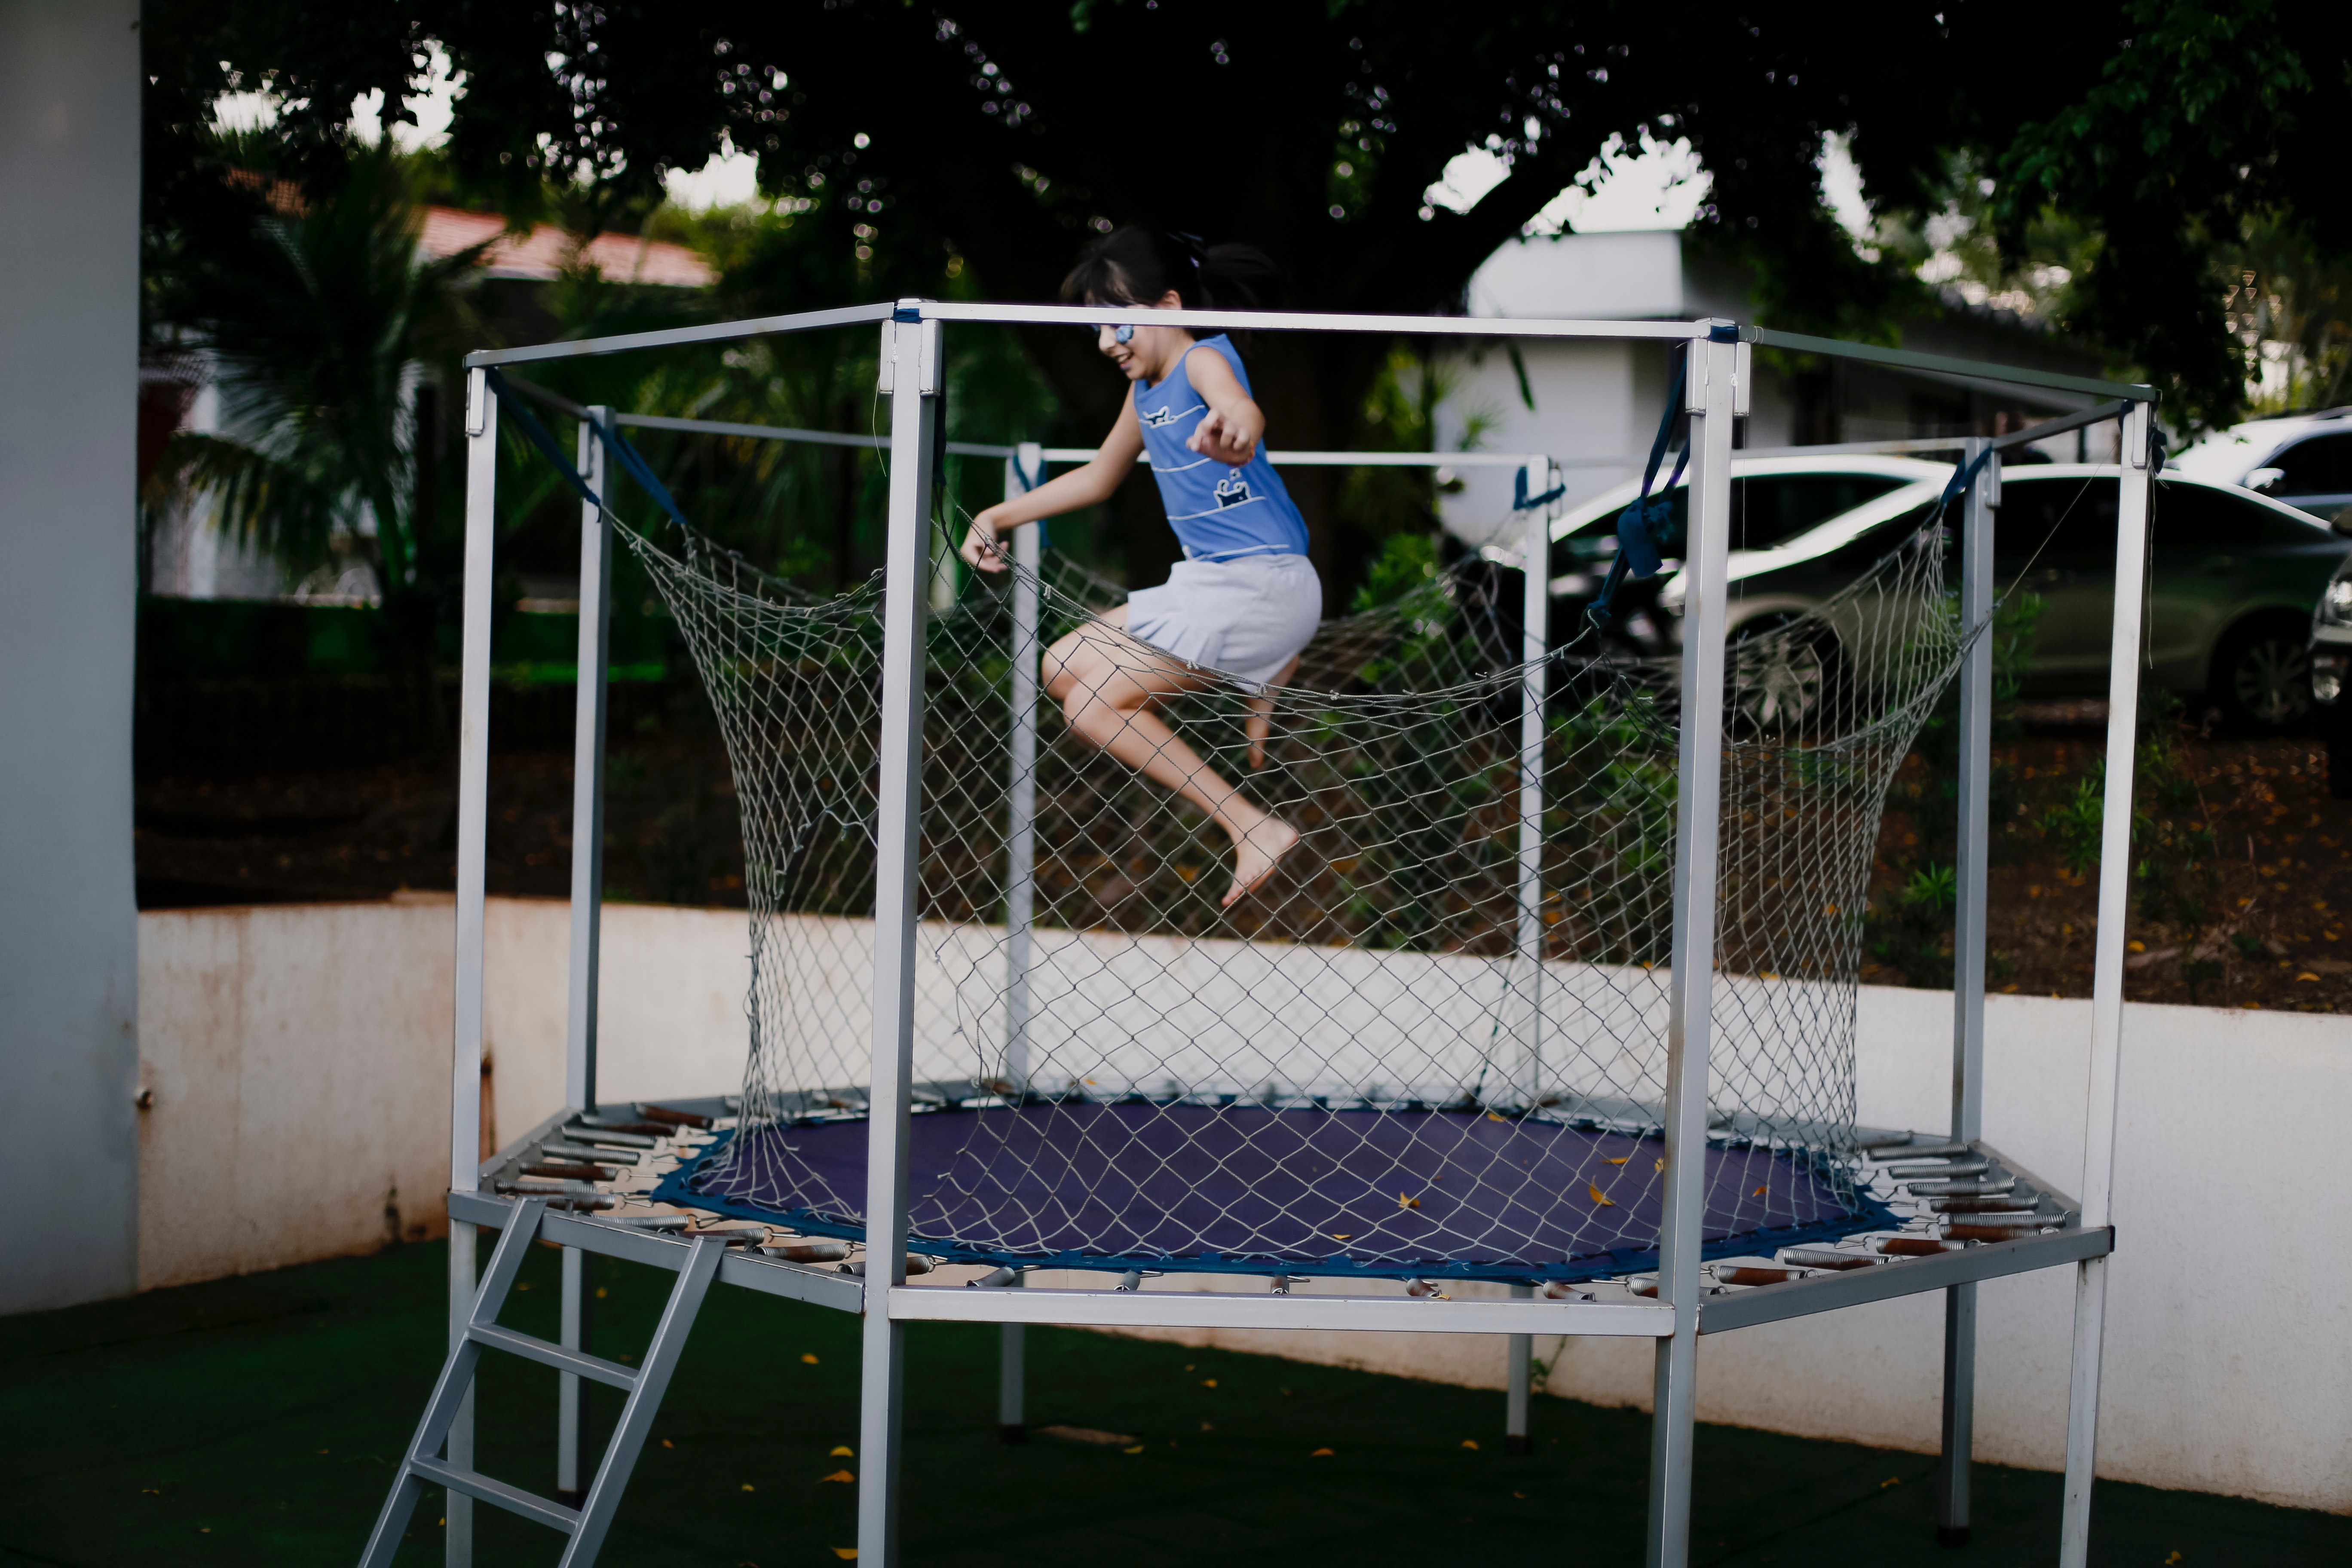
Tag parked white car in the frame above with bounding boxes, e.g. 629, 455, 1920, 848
2171, 408, 2352, 529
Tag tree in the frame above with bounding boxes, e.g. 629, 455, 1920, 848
144, 2, 2352, 593
148, 141, 486, 710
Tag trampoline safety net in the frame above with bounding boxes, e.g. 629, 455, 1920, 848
631, 476, 1967, 1284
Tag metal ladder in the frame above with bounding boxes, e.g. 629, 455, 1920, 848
358, 1200, 724, 1567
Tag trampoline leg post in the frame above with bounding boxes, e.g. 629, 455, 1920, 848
857, 303, 940, 1568
1645, 326, 1742, 1568
445, 366, 500, 1568
1936, 1280, 1976, 1546
1939, 436, 1992, 1550
2061, 401, 2150, 1568
1505, 1284, 1532, 1454
999, 1273, 1026, 1443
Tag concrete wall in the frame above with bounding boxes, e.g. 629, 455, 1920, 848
129, 897, 2352, 1510
0, 0, 144, 1314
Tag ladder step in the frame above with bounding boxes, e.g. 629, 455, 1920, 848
468, 1323, 640, 1391
409, 1456, 581, 1534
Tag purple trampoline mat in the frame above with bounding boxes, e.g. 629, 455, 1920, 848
664, 1103, 1877, 1281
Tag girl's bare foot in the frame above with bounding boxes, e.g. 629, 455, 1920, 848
1222, 815, 1300, 908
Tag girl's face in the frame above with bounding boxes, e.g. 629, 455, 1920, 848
1093, 289, 1191, 383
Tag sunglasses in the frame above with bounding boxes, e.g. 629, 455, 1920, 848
1092, 322, 1137, 344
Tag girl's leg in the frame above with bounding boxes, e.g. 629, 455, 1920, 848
1243, 653, 1302, 771
1045, 612, 1299, 908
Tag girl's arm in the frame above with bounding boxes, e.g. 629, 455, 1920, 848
1182, 348, 1265, 466
961, 398, 1145, 572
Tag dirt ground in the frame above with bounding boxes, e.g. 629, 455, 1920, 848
135, 698, 2352, 1015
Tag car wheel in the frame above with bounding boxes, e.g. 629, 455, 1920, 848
1727, 611, 1837, 732
2209, 619, 2313, 732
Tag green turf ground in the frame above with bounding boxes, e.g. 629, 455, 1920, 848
3, 1239, 2341, 1566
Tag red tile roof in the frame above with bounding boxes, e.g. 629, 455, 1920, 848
418, 206, 714, 288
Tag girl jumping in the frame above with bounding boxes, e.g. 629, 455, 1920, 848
960, 227, 1319, 910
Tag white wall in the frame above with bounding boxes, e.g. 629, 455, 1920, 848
0, 0, 144, 1314
130, 897, 2352, 1510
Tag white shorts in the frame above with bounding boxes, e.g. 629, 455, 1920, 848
1124, 553, 1323, 690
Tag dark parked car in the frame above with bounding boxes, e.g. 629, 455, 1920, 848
1557, 462, 2352, 731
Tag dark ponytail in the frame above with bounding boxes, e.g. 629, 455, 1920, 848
1060, 225, 1283, 312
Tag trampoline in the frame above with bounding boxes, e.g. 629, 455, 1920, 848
657, 1100, 1892, 1282
362, 298, 2158, 1568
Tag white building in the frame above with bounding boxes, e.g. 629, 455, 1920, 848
1437, 230, 2114, 548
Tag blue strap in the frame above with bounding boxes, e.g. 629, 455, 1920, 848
1513, 467, 1566, 511
483, 370, 695, 537
1589, 355, 1691, 626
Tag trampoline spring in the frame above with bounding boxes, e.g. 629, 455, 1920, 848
1542, 1282, 1596, 1301
1714, 1266, 1803, 1286
602, 1213, 691, 1231
837, 1256, 936, 1277
522, 1162, 616, 1182
1877, 1237, 1969, 1256
1862, 1139, 1971, 1160
561, 1124, 658, 1150
540, 1141, 640, 1167
1778, 1247, 1882, 1271
1891, 1158, 1991, 1179
1902, 1176, 2014, 1197
633, 1102, 715, 1130
572, 1118, 675, 1138
970, 1266, 1021, 1288
1928, 1197, 2040, 1214
1935, 1208, 2048, 1228
1114, 1270, 1146, 1292
1405, 1278, 1446, 1298
498, 1179, 599, 1197
764, 1240, 849, 1263
1946, 1222, 2053, 1242
682, 1224, 767, 1245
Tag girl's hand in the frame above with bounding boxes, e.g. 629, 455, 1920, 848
962, 511, 1008, 572
1188, 409, 1256, 465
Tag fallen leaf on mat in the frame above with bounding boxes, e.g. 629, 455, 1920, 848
1604, 1156, 1630, 1165
833, 1550, 858, 1561
1752, 1185, 1768, 1197
661, 1439, 674, 1449
1461, 1439, 1479, 1450
1123, 1446, 1145, 1455
830, 1446, 853, 1457
1310, 1448, 1335, 1458
1487, 1112, 1507, 1123
1398, 1192, 1421, 1210
801, 1353, 819, 1364
1202, 1378, 1218, 1388
821, 1470, 854, 1483
1330, 1233, 1352, 1240
741, 1484, 755, 1492
1588, 1183, 1617, 1208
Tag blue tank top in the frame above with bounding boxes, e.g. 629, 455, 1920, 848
1131, 335, 1311, 562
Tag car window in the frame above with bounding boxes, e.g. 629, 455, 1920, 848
2267, 432, 2352, 497
1733, 473, 1908, 551
1555, 471, 1906, 570
1989, 476, 2117, 561
2153, 480, 2326, 549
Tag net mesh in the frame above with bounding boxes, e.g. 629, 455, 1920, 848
616, 459, 1970, 1281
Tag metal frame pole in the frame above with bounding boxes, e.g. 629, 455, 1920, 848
1937, 436, 1997, 1546
557, 405, 614, 1505
1505, 1283, 1534, 1454
1000, 442, 1042, 1446
447, 366, 500, 1567
2059, 400, 2153, 1566
1515, 461, 1551, 1105
858, 304, 940, 1568
1645, 330, 1743, 1568
1935, 438, 1999, 1536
